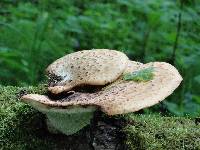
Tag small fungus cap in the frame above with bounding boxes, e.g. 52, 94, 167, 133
22, 61, 182, 115
46, 49, 128, 94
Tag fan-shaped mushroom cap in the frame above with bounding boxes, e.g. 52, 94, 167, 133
46, 49, 128, 94
22, 61, 182, 115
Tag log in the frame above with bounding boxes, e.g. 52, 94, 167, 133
0, 85, 199, 150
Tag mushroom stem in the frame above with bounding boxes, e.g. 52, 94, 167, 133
43, 107, 96, 135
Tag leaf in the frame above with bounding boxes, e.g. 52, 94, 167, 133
123, 67, 154, 82
194, 75, 200, 85
192, 95, 200, 104
163, 101, 184, 116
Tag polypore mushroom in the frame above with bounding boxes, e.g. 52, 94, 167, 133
46, 49, 128, 94
21, 50, 182, 135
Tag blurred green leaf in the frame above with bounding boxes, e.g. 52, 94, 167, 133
194, 75, 200, 84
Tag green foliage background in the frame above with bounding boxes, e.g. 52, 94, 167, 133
0, 0, 200, 116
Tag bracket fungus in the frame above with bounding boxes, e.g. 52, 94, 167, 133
21, 49, 182, 135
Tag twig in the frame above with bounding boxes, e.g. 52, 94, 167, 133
141, 28, 151, 62
171, 0, 183, 65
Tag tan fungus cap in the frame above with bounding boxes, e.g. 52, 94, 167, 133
46, 49, 128, 94
22, 61, 182, 115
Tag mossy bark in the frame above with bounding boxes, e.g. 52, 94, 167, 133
0, 85, 199, 150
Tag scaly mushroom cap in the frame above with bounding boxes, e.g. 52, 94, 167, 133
22, 61, 182, 115
46, 49, 129, 94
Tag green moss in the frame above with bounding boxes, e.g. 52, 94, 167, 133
123, 67, 154, 82
125, 114, 200, 150
0, 85, 52, 149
